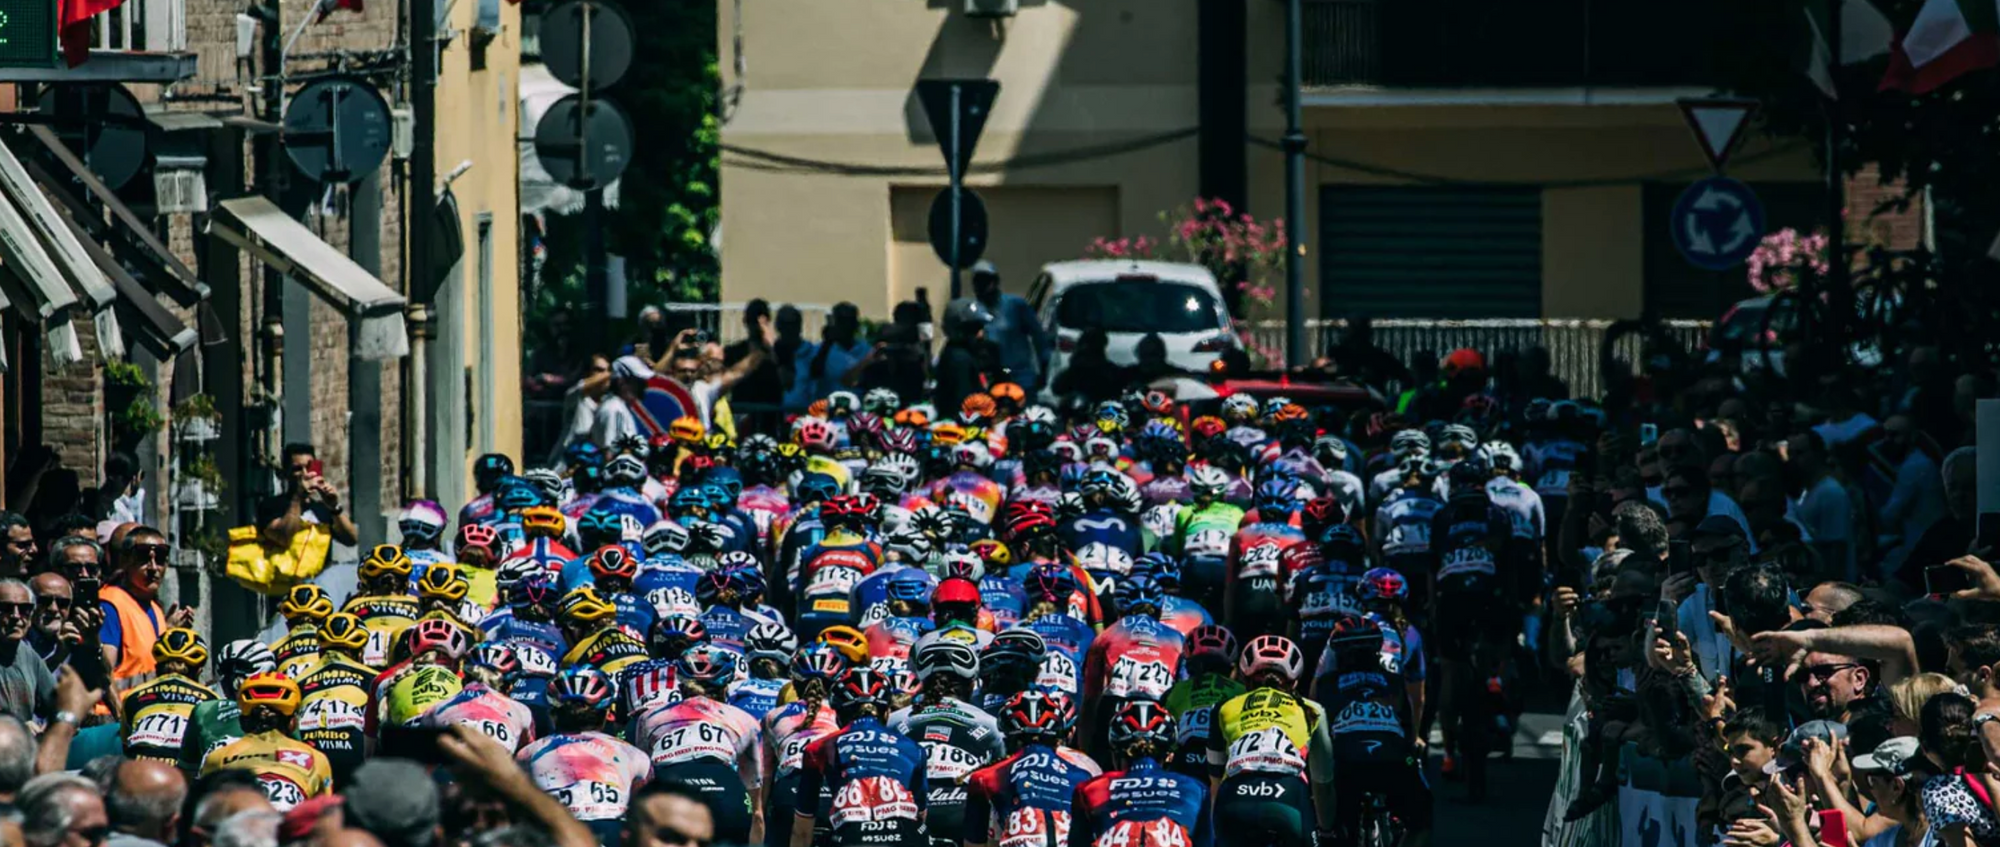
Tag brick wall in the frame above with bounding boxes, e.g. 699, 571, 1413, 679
1848, 164, 1926, 251
40, 321, 103, 486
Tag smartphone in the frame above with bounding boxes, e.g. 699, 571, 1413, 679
689, 329, 713, 345
379, 725, 451, 765
1667, 539, 1692, 579
307, 459, 324, 477
1639, 423, 1659, 447
1927, 562, 1973, 597
1655, 599, 1680, 641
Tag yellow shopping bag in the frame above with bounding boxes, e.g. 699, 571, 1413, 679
224, 524, 333, 596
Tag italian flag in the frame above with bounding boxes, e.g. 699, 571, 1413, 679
1807, 0, 1893, 97
1881, 0, 2000, 93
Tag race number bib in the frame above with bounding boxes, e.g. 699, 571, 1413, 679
257, 774, 307, 812
1175, 705, 1212, 743
1238, 544, 1283, 578
1037, 652, 1080, 694
1096, 817, 1191, 847
830, 776, 919, 824
1439, 547, 1495, 577
648, 588, 702, 620
1383, 523, 1429, 555
923, 742, 986, 782
552, 781, 626, 820
471, 718, 518, 747
778, 733, 818, 773
1184, 530, 1230, 559
1106, 655, 1174, 700
1000, 808, 1072, 847
297, 696, 367, 731
1225, 727, 1307, 777
127, 711, 190, 750
649, 722, 738, 765
807, 565, 864, 596
1535, 469, 1570, 495
362, 625, 402, 668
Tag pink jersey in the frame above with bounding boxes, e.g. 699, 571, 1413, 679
425, 683, 536, 752
762, 699, 840, 781
516, 732, 651, 821
931, 472, 1005, 526
631, 696, 762, 775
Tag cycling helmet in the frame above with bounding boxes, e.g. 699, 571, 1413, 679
1358, 567, 1411, 603
968, 538, 1011, 568
1138, 552, 1182, 590
154, 628, 208, 668
986, 627, 1047, 665
397, 500, 448, 543
694, 570, 735, 606
960, 393, 997, 424
470, 642, 521, 679
1001, 689, 1066, 739
1187, 625, 1240, 666
520, 505, 567, 538
884, 570, 935, 605
791, 642, 849, 683
650, 615, 710, 653
238, 672, 303, 716
1094, 402, 1130, 434
1107, 700, 1176, 749
550, 667, 615, 711
1480, 440, 1522, 475
818, 625, 870, 665
458, 523, 499, 556
1311, 435, 1350, 470
861, 464, 910, 497
832, 667, 891, 710
417, 562, 470, 602
474, 454, 516, 492
727, 564, 767, 602
1439, 424, 1480, 449
794, 418, 838, 453
666, 487, 710, 521
407, 617, 471, 660
317, 613, 369, 651
1322, 523, 1368, 557
605, 454, 647, 486
1389, 429, 1431, 458
563, 441, 604, 470
1004, 504, 1057, 542
1328, 613, 1385, 653
1238, 634, 1306, 684
1220, 395, 1259, 422
912, 639, 979, 682
643, 520, 690, 556
989, 382, 1027, 410
493, 477, 544, 511
1079, 468, 1121, 498
1188, 464, 1231, 498
279, 584, 333, 623
522, 468, 566, 504
878, 427, 920, 457
745, 622, 798, 664
884, 527, 934, 565
588, 546, 640, 581
1114, 574, 1164, 614
894, 407, 932, 430
887, 667, 922, 697
668, 416, 706, 445
559, 586, 618, 625
1254, 476, 1299, 515
360, 544, 414, 580
1024, 562, 1077, 603
677, 643, 738, 685
509, 571, 560, 610
863, 388, 901, 415
1447, 455, 1490, 491
938, 546, 983, 581
215, 640, 276, 688
1075, 543, 1134, 577
930, 422, 970, 447
952, 440, 993, 471
1300, 497, 1345, 533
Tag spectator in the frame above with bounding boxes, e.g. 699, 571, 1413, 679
1050, 328, 1131, 411
933, 299, 995, 420
82, 454, 144, 531
207, 811, 277, 847
1787, 430, 1855, 580
722, 300, 785, 435
0, 580, 53, 723
553, 354, 610, 462
850, 321, 928, 405
1917, 692, 2000, 844
106, 760, 186, 847
256, 445, 358, 549
665, 318, 773, 433
771, 306, 807, 413
180, 771, 270, 847
958, 261, 1050, 392
591, 357, 649, 449
97, 529, 191, 694
0, 513, 37, 579
622, 783, 714, 847
1878, 414, 1947, 579
0, 715, 32, 809
1318, 316, 1411, 392
29, 574, 75, 671
340, 761, 438, 847
19, 773, 105, 847
788, 303, 867, 408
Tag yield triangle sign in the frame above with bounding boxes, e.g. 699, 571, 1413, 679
1677, 98, 1759, 172
916, 79, 1000, 177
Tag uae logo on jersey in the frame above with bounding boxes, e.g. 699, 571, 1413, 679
634, 376, 697, 437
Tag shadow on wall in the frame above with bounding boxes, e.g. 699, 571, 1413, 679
902, 0, 1058, 147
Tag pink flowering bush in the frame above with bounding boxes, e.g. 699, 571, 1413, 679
1746, 227, 1831, 293
1083, 197, 1288, 314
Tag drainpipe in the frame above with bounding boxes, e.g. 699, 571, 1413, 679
407, 303, 429, 498
261, 317, 283, 482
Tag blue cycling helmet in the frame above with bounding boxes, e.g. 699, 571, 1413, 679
1058, 463, 1091, 493
1115, 574, 1165, 613
699, 482, 731, 512
474, 454, 516, 494
676, 643, 739, 685
704, 466, 744, 504
563, 441, 603, 471
493, 476, 543, 511
1448, 455, 1491, 491
694, 570, 734, 605
649, 615, 709, 653
576, 508, 624, 547
885, 570, 933, 605
791, 642, 848, 683
1137, 420, 1180, 445
1254, 476, 1298, 515
726, 564, 766, 602
667, 486, 710, 519
1137, 552, 1182, 590
1024, 562, 1077, 603
508, 571, 559, 609
550, 667, 614, 710
795, 473, 840, 506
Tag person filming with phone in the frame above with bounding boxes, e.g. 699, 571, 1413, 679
259, 443, 358, 549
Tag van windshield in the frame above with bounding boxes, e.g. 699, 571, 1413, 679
1055, 281, 1223, 333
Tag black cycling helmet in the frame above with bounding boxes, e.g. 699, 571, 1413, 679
474, 454, 515, 494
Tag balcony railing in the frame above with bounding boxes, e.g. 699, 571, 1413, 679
1303, 0, 1720, 89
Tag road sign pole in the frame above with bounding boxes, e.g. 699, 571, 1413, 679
578, 1, 608, 323
1282, 0, 1307, 369
949, 83, 963, 302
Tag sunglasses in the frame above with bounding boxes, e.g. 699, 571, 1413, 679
131, 544, 170, 563
35, 595, 70, 611
1803, 663, 1861, 682
0, 602, 34, 618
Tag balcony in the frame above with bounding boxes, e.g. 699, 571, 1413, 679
1303, 0, 1721, 90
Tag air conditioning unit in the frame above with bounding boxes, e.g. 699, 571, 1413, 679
153, 165, 207, 214
965, 0, 1017, 18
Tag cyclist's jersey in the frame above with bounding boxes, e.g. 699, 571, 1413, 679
631, 696, 762, 776
700, 605, 754, 652
295, 652, 375, 778
1012, 483, 1062, 507
1431, 495, 1510, 581
1161, 675, 1246, 777
852, 566, 936, 627
1373, 489, 1442, 564
121, 674, 217, 761
1071, 756, 1210, 847
1208, 687, 1329, 781
403, 548, 454, 592
339, 593, 421, 669
517, 732, 652, 821
804, 455, 853, 492
1286, 550, 1369, 660
1022, 613, 1093, 697
862, 616, 935, 662
1173, 503, 1246, 562
200, 730, 334, 811
1525, 438, 1587, 506
460, 493, 502, 528
605, 592, 657, 639
1486, 477, 1546, 542
425, 683, 536, 752
797, 716, 929, 836
478, 610, 567, 659
1321, 470, 1366, 519
799, 532, 883, 623
562, 625, 650, 674
962, 742, 1101, 847
1321, 650, 1411, 764
727, 676, 786, 720
1062, 510, 1143, 558
1366, 468, 1407, 507
178, 699, 246, 773
1158, 596, 1212, 637
634, 556, 704, 596
1006, 559, 1106, 628
887, 696, 1005, 786
763, 699, 840, 783
593, 486, 664, 529
1228, 522, 1305, 611
272, 625, 322, 680
932, 471, 1005, 526
382, 665, 465, 728
980, 576, 1029, 629
1140, 475, 1191, 509
738, 485, 791, 549
1083, 615, 1184, 704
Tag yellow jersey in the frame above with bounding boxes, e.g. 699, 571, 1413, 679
200, 729, 333, 810
120, 674, 217, 762
1208, 686, 1327, 780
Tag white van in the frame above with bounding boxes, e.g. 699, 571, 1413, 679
1027, 260, 1237, 403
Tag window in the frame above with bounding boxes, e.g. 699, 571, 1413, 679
95, 0, 185, 51
1054, 281, 1226, 334
1319, 185, 1542, 319
476, 214, 496, 453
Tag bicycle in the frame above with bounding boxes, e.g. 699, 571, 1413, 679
1357, 790, 1403, 847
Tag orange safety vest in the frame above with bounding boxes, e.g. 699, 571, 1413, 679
102, 585, 164, 691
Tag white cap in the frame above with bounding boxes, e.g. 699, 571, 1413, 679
612, 355, 655, 381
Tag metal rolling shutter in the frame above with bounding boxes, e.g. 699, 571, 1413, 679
1319, 185, 1543, 319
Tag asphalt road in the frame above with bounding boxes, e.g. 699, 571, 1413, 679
1426, 709, 1565, 847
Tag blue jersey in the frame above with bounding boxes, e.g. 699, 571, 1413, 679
851, 565, 936, 628
591, 487, 663, 528
797, 716, 929, 834
1071, 756, 1210, 847
1374, 488, 1443, 562
1061, 510, 1143, 557
963, 743, 1100, 845
634, 556, 703, 596
610, 592, 656, 637
727, 676, 785, 720
700, 605, 754, 652
1023, 613, 1094, 697
478, 611, 566, 659
980, 576, 1028, 629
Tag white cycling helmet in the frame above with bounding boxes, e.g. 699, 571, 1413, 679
1480, 441, 1522, 475
912, 639, 980, 682
1239, 634, 1306, 684
1188, 464, 1231, 498
1389, 429, 1431, 458
1222, 395, 1259, 421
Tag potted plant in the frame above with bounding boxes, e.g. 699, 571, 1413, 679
175, 454, 224, 511
172, 394, 222, 443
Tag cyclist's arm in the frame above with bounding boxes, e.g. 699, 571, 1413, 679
789, 759, 821, 847
736, 730, 764, 841
1066, 787, 1094, 847
960, 778, 993, 847
1306, 715, 1338, 829
1204, 712, 1227, 790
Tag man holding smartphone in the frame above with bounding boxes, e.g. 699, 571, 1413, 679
259, 443, 359, 549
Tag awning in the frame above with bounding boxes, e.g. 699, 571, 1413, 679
54, 203, 195, 357
0, 172, 83, 366
29, 126, 209, 307
0, 135, 125, 362
208, 196, 409, 360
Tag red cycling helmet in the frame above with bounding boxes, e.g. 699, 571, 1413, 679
1186, 624, 1240, 666
1004, 507, 1057, 542
933, 576, 982, 607
459, 523, 499, 552
1001, 690, 1066, 739
588, 545, 639, 580
832, 667, 891, 710
407, 618, 471, 661
1301, 497, 1345, 531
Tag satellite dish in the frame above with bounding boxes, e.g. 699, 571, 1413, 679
540, 0, 634, 91
532, 95, 634, 189
39, 84, 147, 191
283, 76, 393, 184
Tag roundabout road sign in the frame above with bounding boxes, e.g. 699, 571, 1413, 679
1671, 176, 1764, 271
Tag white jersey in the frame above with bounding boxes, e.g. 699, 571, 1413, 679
1323, 469, 1365, 518
1486, 477, 1546, 541
1368, 467, 1406, 506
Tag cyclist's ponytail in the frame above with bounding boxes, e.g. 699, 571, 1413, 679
797, 676, 829, 718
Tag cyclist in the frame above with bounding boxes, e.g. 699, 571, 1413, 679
1140, 553, 1210, 637
180, 639, 275, 774
1061, 469, 1143, 557
1173, 464, 1244, 610
1372, 457, 1444, 615
412, 563, 482, 642
1287, 523, 1370, 663
861, 570, 937, 663
962, 690, 1100, 847
1480, 440, 1546, 638
121, 628, 218, 762
796, 495, 884, 638
1227, 476, 1306, 639
1071, 701, 1210, 847
1369, 430, 1430, 507
763, 645, 845, 847
426, 642, 536, 752
272, 585, 332, 679
558, 586, 650, 674
1320, 614, 1431, 847
1081, 575, 1184, 763
892, 640, 1004, 847
631, 644, 763, 845
458, 453, 516, 528
518, 667, 652, 845
200, 672, 333, 811
376, 619, 469, 730
583, 545, 656, 636
968, 542, 1028, 630
732, 622, 797, 719
910, 577, 995, 654
974, 628, 1046, 716
697, 558, 760, 651
342, 544, 422, 669
1206, 635, 1337, 847
397, 499, 454, 585
1429, 455, 1512, 797
294, 613, 376, 787
1343, 568, 1427, 737
1161, 625, 1244, 779
1020, 565, 1092, 699
854, 548, 937, 628
481, 571, 567, 659
792, 668, 929, 847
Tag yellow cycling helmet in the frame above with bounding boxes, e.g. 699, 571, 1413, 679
929, 422, 968, 447
237, 672, 302, 716
520, 506, 566, 539
360, 544, 414, 580
417, 563, 470, 602
969, 538, 1012, 567
317, 612, 369, 652
559, 586, 618, 625
702, 432, 734, 453
153, 628, 208, 668
817, 625, 869, 664
279, 584, 333, 623
670, 416, 706, 444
